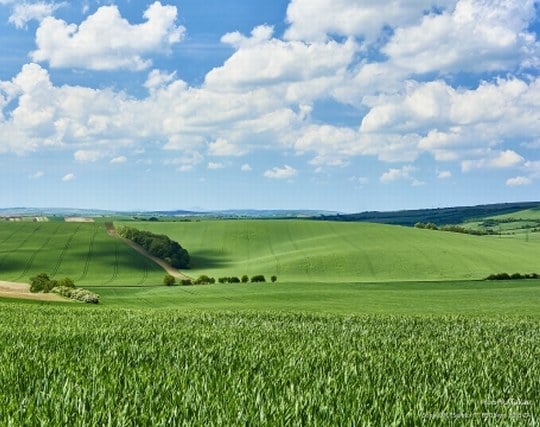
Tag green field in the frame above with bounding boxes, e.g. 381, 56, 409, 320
1, 216, 540, 424
0, 222, 164, 286
0, 304, 537, 425
120, 219, 540, 283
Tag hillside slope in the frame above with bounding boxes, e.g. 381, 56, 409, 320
123, 220, 540, 282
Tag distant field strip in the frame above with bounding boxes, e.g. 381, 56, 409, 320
0, 222, 165, 286
122, 220, 540, 282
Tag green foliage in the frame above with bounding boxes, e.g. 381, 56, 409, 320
241, 275, 249, 283
52, 286, 99, 304
180, 279, 192, 286
193, 275, 214, 285
271, 275, 277, 283
250, 275, 266, 283
163, 274, 176, 286
29, 273, 54, 293
58, 277, 75, 288
118, 226, 190, 269
0, 306, 538, 425
486, 272, 539, 281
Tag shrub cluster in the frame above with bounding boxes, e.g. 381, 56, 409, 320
30, 273, 75, 293
415, 222, 496, 236
118, 226, 190, 268
180, 274, 277, 286
30, 273, 99, 304
52, 286, 100, 304
485, 272, 539, 281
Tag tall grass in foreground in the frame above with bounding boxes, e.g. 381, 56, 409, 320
0, 304, 537, 425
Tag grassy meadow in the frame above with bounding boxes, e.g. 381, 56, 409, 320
120, 219, 540, 283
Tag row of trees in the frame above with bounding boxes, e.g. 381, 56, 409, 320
414, 222, 496, 236
118, 226, 190, 268
485, 272, 539, 281
164, 274, 276, 286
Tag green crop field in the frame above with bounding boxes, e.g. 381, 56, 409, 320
1, 216, 539, 424
0, 303, 537, 425
0, 222, 164, 286
120, 219, 540, 282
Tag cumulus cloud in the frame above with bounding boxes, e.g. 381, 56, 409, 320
62, 173, 75, 182
380, 165, 424, 185
437, 170, 452, 179
241, 163, 252, 172
208, 162, 225, 170
111, 156, 127, 164
461, 150, 525, 172
264, 165, 297, 179
31, 2, 185, 70
74, 149, 102, 162
284, 0, 457, 42
8, 1, 66, 29
506, 176, 532, 186
29, 170, 44, 179
383, 0, 539, 74
208, 138, 246, 157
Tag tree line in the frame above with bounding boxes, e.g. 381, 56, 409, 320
118, 226, 190, 268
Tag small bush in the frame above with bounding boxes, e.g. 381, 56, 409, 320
163, 274, 176, 286
271, 275, 277, 283
180, 279, 193, 286
241, 275, 249, 283
194, 275, 214, 285
52, 286, 99, 304
229, 277, 240, 283
251, 275, 266, 283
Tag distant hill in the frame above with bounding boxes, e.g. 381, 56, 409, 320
319, 202, 540, 227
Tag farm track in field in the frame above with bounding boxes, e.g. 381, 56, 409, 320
264, 223, 281, 274
77, 224, 99, 282
106, 223, 191, 281
0, 225, 42, 273
103, 242, 120, 285
50, 225, 82, 278
14, 223, 63, 281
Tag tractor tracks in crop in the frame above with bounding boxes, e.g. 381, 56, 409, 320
51, 225, 82, 278
14, 223, 63, 281
0, 224, 42, 274
77, 224, 99, 282
328, 222, 375, 278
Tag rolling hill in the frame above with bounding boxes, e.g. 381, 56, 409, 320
120, 219, 540, 282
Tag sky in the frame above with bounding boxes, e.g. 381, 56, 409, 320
0, 0, 539, 213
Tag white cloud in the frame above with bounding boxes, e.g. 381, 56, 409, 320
383, 0, 539, 74
111, 156, 127, 164
62, 173, 75, 182
437, 170, 452, 179
264, 165, 297, 179
29, 171, 44, 179
284, 0, 457, 42
506, 176, 532, 186
8, 1, 66, 29
208, 138, 246, 157
380, 165, 418, 183
241, 163, 252, 172
165, 152, 203, 172
461, 150, 525, 172
144, 69, 177, 92
31, 2, 185, 70
208, 162, 225, 170
206, 26, 357, 93
74, 149, 102, 162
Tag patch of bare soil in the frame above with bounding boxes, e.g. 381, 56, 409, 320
0, 281, 67, 302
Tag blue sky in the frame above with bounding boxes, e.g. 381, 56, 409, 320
0, 0, 539, 212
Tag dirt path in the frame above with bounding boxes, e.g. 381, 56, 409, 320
105, 223, 192, 281
0, 281, 66, 302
